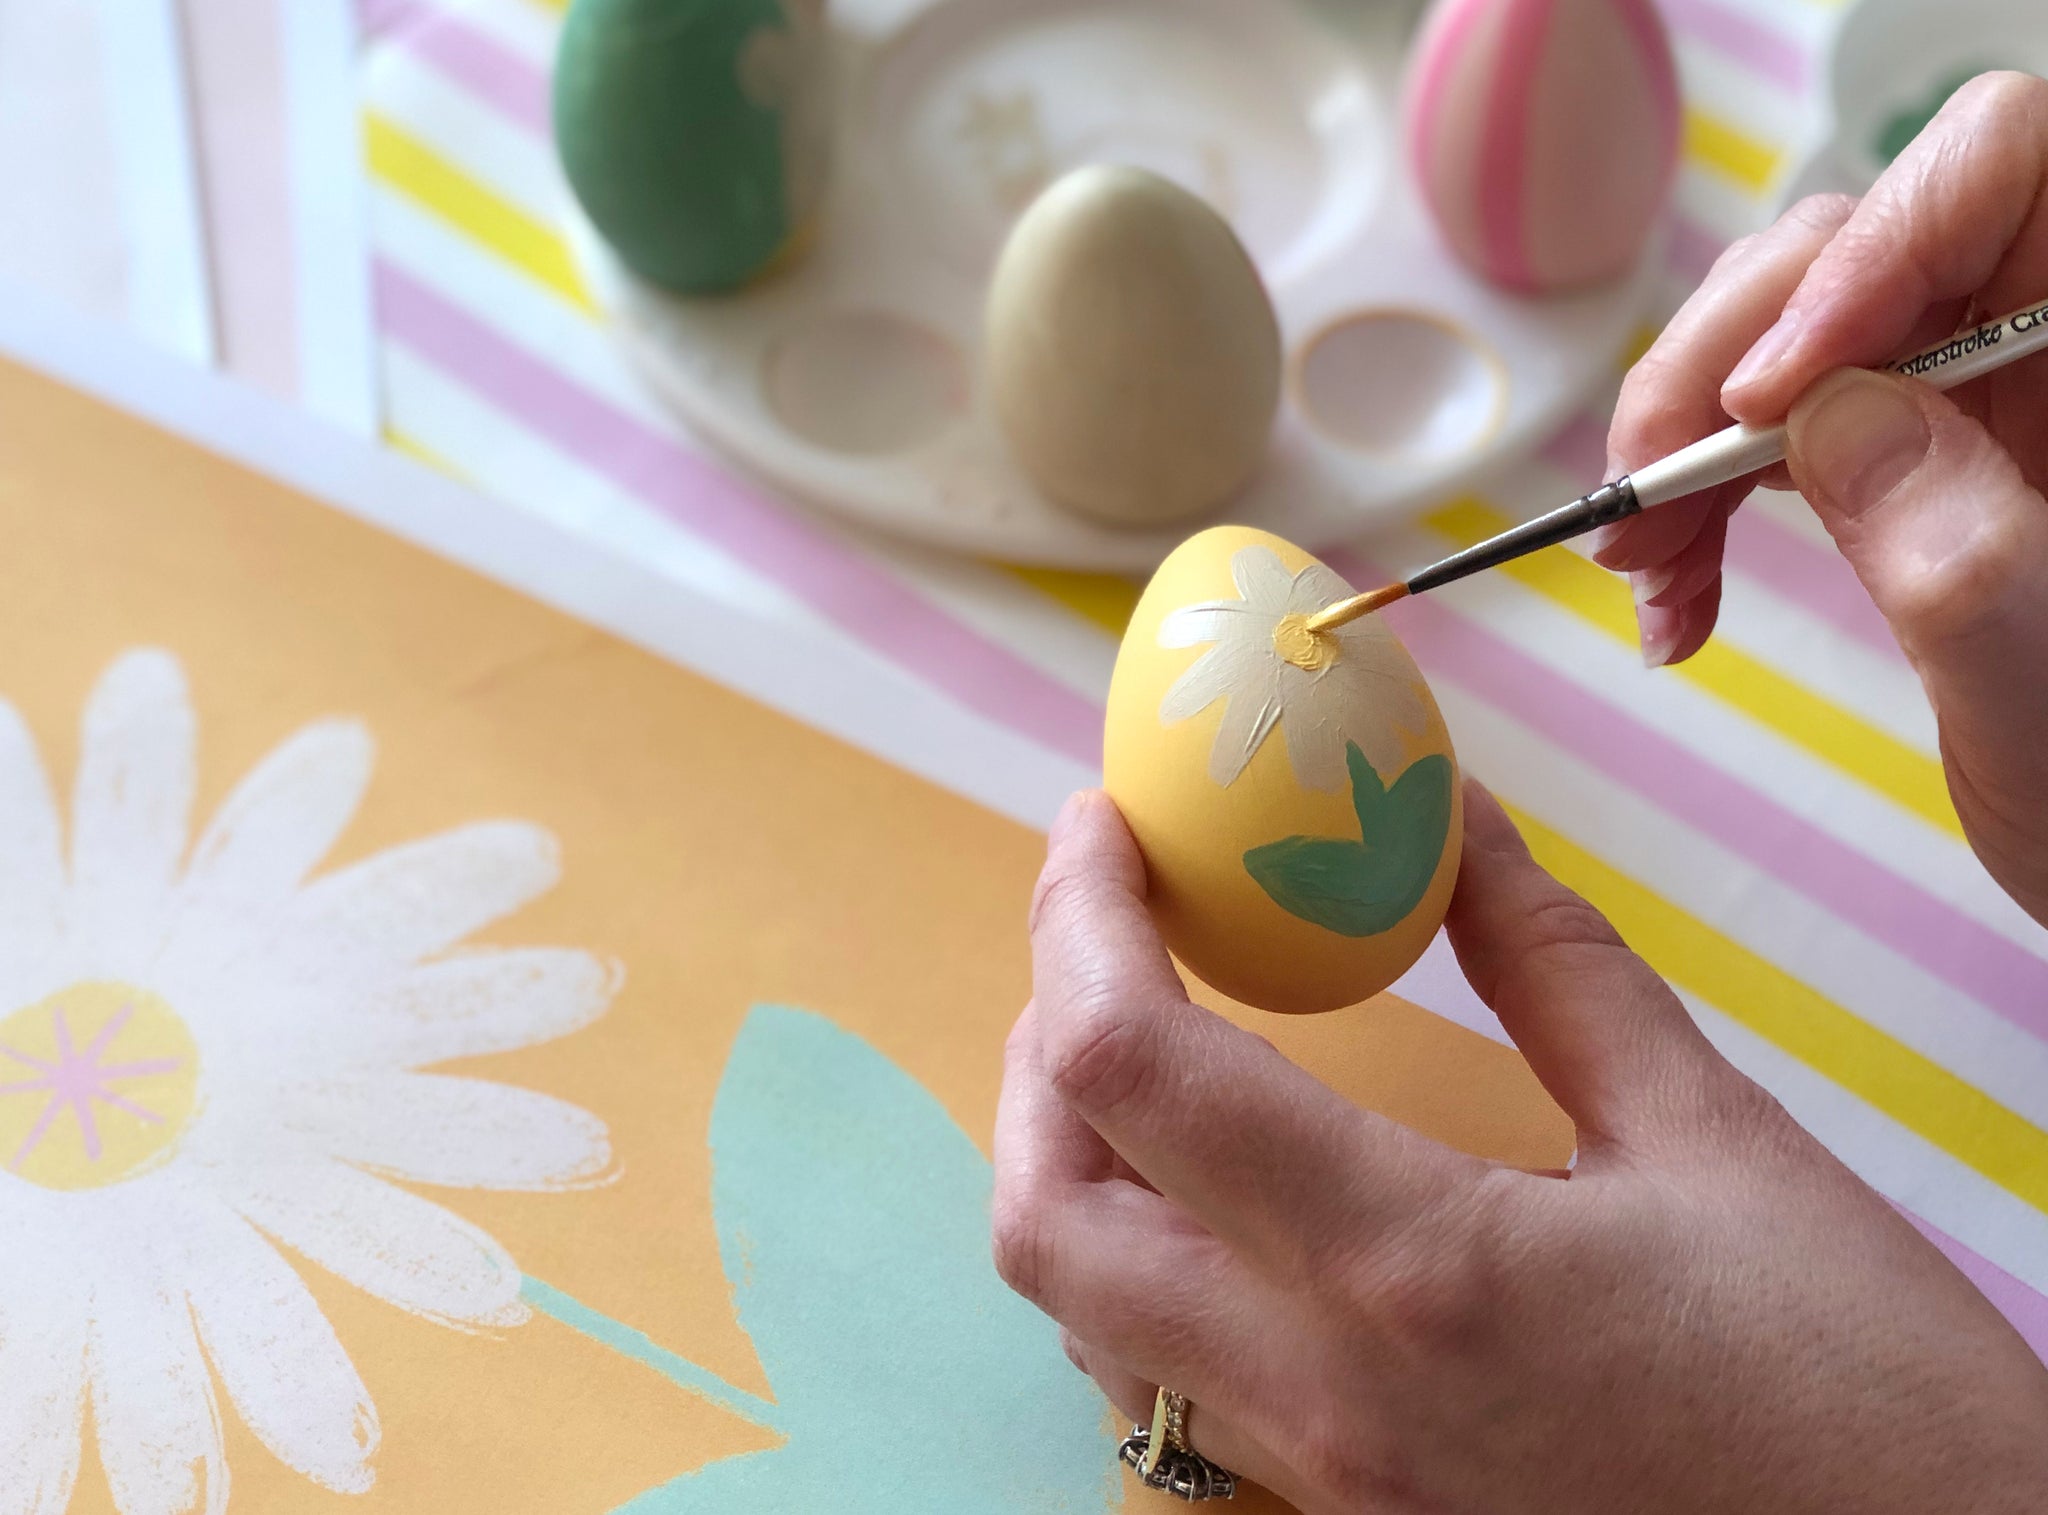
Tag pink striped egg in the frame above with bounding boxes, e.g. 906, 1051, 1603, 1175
1406, 0, 1681, 293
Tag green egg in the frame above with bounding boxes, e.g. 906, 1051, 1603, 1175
554, 0, 828, 294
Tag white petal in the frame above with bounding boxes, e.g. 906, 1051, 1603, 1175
0, 1267, 86, 1515
231, 1160, 528, 1327
1229, 545, 1296, 611
1289, 561, 1355, 615
282, 822, 559, 979
1157, 649, 1231, 724
286, 1074, 613, 1191
70, 650, 194, 975
0, 701, 65, 999
1208, 682, 1282, 788
179, 1196, 378, 1494
86, 1255, 227, 1515
1282, 698, 1352, 793
1158, 600, 1262, 650
327, 949, 617, 1070
178, 721, 372, 912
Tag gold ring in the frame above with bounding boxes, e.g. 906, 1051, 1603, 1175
1117, 1386, 1239, 1501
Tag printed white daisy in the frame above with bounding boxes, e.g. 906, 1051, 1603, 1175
1159, 545, 1429, 792
0, 650, 618, 1515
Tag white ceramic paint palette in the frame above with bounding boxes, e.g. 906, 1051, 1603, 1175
572, 0, 1661, 571
1777, 0, 2048, 211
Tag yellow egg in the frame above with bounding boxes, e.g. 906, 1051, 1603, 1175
1104, 527, 1462, 1015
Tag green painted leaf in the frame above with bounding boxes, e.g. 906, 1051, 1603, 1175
1243, 747, 1453, 938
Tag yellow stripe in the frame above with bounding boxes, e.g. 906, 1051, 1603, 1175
1506, 803, 2048, 1210
1428, 500, 1960, 836
364, 113, 593, 311
1684, 109, 1782, 195
1623, 324, 1661, 372
1005, 566, 1142, 637
386, 427, 469, 479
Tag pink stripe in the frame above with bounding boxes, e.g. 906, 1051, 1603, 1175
358, 0, 433, 42
1668, 214, 1727, 283
1724, 511, 1905, 661
394, 10, 548, 132
1322, 546, 2048, 1041
1539, 412, 1611, 484
1478, 0, 1555, 291
1901, 1209, 2048, 1363
1655, 0, 1809, 91
373, 261, 1106, 769
1408, 0, 1489, 199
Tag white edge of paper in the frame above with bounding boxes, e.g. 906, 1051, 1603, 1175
0, 284, 1088, 830
280, 0, 380, 435
96, 0, 217, 365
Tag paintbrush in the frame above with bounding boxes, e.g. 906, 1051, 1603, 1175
1306, 296, 2048, 634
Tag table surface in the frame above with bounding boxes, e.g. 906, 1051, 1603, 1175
353, 0, 2048, 1357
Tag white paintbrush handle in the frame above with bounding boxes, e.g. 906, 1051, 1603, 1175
1629, 296, 2048, 511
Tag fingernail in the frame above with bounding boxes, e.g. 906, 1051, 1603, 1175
1637, 601, 1682, 668
1791, 370, 1931, 519
1725, 310, 1803, 395
1048, 790, 1090, 848
1630, 565, 1675, 607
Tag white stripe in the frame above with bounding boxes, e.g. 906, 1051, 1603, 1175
1447, 688, 2048, 1127
283, 0, 380, 434
1681, 991, 2048, 1298
444, 0, 561, 68
380, 343, 804, 622
881, 553, 1122, 706
366, 45, 563, 221
95, 0, 215, 364
370, 181, 670, 424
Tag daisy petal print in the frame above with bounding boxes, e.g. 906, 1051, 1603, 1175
1158, 545, 1431, 792
322, 949, 617, 1070
0, 704, 64, 1001
287, 1074, 614, 1192
70, 651, 195, 976
181, 1193, 379, 1495
228, 1159, 530, 1328
86, 1251, 227, 1515
0, 649, 617, 1513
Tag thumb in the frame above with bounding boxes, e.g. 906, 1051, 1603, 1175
1786, 368, 2048, 916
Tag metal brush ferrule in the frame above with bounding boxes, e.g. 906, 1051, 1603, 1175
1407, 478, 1641, 596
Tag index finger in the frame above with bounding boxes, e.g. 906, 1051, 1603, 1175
1723, 70, 2048, 421
1029, 790, 1481, 1272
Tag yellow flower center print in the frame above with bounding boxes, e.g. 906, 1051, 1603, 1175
0, 983, 198, 1191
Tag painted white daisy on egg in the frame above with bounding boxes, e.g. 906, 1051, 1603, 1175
1159, 545, 1429, 792
0, 650, 617, 1514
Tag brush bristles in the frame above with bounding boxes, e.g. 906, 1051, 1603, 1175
1305, 582, 1410, 634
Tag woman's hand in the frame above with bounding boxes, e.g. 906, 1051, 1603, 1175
1598, 71, 2048, 924
993, 787, 2048, 1515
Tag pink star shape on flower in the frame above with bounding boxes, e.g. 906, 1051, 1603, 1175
0, 1004, 183, 1172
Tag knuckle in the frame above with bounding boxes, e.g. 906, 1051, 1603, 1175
1027, 859, 1097, 938
1516, 891, 1630, 959
1881, 504, 2037, 651
1045, 993, 1159, 1119
989, 1186, 1060, 1307
1290, 1417, 1418, 1511
1351, 1183, 1517, 1366
1782, 192, 1859, 236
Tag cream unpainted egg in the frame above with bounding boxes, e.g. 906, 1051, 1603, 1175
1104, 527, 1462, 1016
985, 165, 1281, 528
1405, 0, 1680, 293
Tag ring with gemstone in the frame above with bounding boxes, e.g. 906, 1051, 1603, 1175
1117, 1387, 1238, 1502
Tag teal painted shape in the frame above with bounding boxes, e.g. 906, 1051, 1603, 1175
1244, 745, 1454, 937
612, 1005, 1119, 1513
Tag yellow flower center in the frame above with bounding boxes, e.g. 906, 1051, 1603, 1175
1272, 614, 1337, 672
0, 983, 199, 1191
